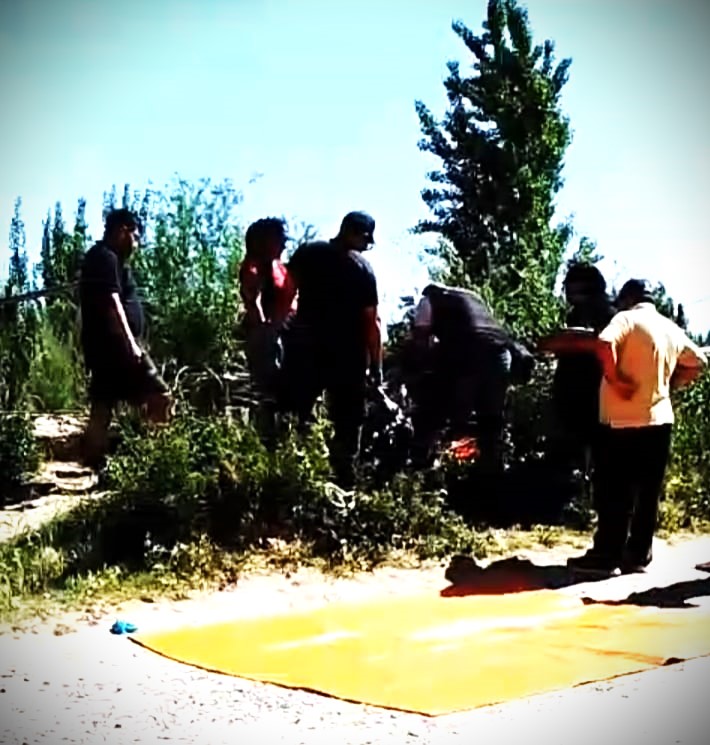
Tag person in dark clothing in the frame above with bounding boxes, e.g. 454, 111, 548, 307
538, 263, 615, 491
278, 211, 382, 487
407, 283, 514, 473
79, 208, 170, 467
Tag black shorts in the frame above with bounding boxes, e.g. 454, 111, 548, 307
88, 353, 169, 406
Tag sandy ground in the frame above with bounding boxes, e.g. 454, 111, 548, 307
2, 535, 710, 744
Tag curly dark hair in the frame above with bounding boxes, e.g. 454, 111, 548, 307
104, 208, 141, 236
563, 262, 607, 294
244, 217, 288, 258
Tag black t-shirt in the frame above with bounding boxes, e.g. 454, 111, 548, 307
79, 242, 144, 368
287, 239, 378, 352
426, 285, 510, 355
553, 296, 616, 433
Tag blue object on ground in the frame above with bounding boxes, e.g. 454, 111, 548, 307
110, 620, 138, 635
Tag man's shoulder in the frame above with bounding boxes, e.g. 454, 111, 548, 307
82, 241, 115, 265
288, 240, 330, 268
292, 239, 331, 256
81, 241, 117, 276
346, 249, 375, 274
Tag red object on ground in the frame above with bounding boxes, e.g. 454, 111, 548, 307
447, 437, 479, 461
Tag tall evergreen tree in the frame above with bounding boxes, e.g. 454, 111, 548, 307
0, 199, 38, 407
416, 0, 572, 337
7, 198, 30, 293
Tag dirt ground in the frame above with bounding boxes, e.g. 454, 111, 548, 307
2, 535, 710, 744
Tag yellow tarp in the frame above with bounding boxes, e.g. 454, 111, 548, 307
133, 589, 710, 715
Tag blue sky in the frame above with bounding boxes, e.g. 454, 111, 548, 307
1, 0, 709, 331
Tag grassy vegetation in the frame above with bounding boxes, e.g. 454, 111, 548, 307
3, 367, 710, 629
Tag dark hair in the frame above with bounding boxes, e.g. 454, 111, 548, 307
245, 217, 288, 258
339, 211, 375, 237
616, 278, 655, 307
563, 262, 607, 294
104, 208, 141, 236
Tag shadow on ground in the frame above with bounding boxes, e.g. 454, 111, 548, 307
441, 555, 586, 596
581, 577, 710, 609
441, 554, 710, 611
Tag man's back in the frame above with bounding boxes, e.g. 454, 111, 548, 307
600, 303, 704, 427
426, 285, 509, 351
288, 239, 378, 348
553, 295, 615, 434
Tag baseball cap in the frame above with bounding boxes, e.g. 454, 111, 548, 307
340, 211, 375, 242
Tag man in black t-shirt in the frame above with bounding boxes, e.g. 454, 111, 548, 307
279, 211, 382, 487
79, 208, 170, 467
538, 263, 615, 490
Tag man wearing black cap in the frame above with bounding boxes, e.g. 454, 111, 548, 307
567, 278, 706, 576
279, 211, 382, 487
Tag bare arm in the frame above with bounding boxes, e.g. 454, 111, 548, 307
671, 365, 702, 389
240, 265, 266, 325
671, 342, 707, 389
537, 328, 598, 355
108, 292, 142, 361
363, 306, 383, 377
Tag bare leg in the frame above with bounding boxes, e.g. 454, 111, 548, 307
144, 392, 172, 424
82, 400, 113, 468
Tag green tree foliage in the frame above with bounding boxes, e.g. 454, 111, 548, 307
566, 236, 602, 268
130, 178, 245, 375
30, 199, 88, 410
0, 199, 39, 408
415, 0, 572, 338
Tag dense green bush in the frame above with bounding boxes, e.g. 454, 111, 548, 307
0, 410, 483, 601
661, 367, 710, 529
101, 411, 480, 563
0, 413, 39, 497
26, 319, 86, 411
133, 179, 245, 377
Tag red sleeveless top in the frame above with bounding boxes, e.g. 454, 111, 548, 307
239, 257, 296, 325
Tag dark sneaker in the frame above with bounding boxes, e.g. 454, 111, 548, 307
620, 561, 648, 575
695, 561, 710, 573
621, 555, 651, 574
567, 552, 621, 578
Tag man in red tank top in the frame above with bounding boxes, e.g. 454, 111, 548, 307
239, 218, 296, 395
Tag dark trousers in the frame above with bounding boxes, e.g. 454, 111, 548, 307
410, 345, 511, 471
278, 330, 366, 486
591, 424, 672, 564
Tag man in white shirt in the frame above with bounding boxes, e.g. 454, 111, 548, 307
568, 279, 707, 576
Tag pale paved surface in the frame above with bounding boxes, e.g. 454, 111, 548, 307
0, 460, 101, 543
1, 536, 710, 745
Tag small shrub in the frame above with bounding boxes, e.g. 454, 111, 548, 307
662, 367, 710, 528
26, 321, 85, 411
0, 413, 40, 497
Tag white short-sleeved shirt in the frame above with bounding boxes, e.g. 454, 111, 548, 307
598, 302, 707, 428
